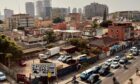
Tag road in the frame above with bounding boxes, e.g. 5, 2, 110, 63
62, 47, 140, 84
101, 55, 140, 84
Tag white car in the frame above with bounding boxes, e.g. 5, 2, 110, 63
0, 72, 6, 81
111, 62, 120, 69
39, 54, 47, 60
107, 59, 113, 63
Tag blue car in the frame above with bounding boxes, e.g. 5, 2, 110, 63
80, 68, 95, 80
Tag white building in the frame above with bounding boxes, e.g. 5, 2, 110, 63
25, 2, 35, 17
7, 14, 34, 29
36, 0, 44, 18
4, 8, 14, 19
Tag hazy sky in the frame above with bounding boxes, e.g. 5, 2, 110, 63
0, 0, 140, 14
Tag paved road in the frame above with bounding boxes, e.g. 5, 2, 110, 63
62, 47, 140, 84
101, 55, 140, 84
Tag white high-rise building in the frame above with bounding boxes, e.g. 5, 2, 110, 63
36, 0, 44, 18
4, 9, 14, 19
25, 2, 35, 17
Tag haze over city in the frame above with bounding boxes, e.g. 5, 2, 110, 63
0, 0, 140, 14
0, 0, 140, 84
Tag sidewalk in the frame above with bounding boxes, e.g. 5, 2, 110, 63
124, 73, 140, 84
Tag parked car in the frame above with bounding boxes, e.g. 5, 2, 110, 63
99, 65, 110, 76
0, 72, 6, 81
113, 56, 121, 62
126, 54, 134, 60
110, 62, 120, 69
87, 74, 100, 83
104, 59, 113, 66
58, 55, 65, 61
39, 54, 47, 60
65, 59, 76, 64
91, 66, 101, 74
132, 51, 139, 56
80, 68, 95, 80
119, 57, 128, 64
78, 55, 89, 63
61, 55, 72, 63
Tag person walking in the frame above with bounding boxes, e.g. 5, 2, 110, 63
128, 78, 133, 84
136, 68, 139, 76
77, 63, 82, 71
113, 76, 116, 84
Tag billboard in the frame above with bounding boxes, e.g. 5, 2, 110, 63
32, 63, 56, 77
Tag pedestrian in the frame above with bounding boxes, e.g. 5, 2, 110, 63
128, 78, 133, 84
77, 63, 82, 71
72, 75, 77, 84
112, 76, 116, 84
123, 64, 127, 69
136, 68, 139, 76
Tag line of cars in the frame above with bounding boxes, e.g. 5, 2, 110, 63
79, 53, 133, 84
79, 46, 140, 84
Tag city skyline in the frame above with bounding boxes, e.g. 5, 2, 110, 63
0, 0, 140, 15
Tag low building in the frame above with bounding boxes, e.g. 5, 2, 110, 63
90, 37, 118, 56
6, 14, 35, 30
35, 19, 52, 28
65, 13, 81, 23
21, 35, 46, 46
108, 22, 134, 41
52, 22, 67, 30
96, 28, 108, 36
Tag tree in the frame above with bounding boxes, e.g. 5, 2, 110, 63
103, 8, 107, 21
92, 19, 99, 29
90, 47, 102, 55
0, 20, 3, 24
44, 30, 56, 43
0, 34, 23, 62
68, 38, 88, 50
53, 17, 64, 23
100, 20, 112, 27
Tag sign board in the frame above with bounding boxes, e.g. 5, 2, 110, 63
32, 63, 56, 77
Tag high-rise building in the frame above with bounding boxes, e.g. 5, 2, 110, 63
43, 0, 52, 19
72, 8, 77, 13
67, 7, 71, 14
36, 0, 44, 18
4, 8, 14, 19
25, 2, 35, 17
84, 2, 108, 19
78, 8, 82, 14
52, 8, 67, 19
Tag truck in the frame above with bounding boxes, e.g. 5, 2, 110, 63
39, 47, 60, 60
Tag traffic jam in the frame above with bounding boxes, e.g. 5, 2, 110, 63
72, 46, 140, 84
